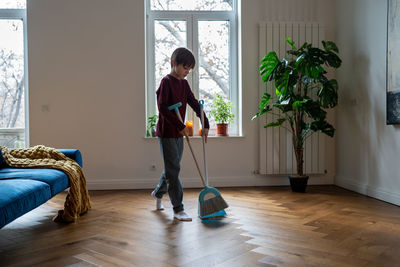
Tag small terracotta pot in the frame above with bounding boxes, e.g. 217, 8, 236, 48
216, 123, 228, 136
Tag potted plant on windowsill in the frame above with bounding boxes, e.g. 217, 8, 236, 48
252, 38, 342, 192
146, 114, 158, 137
209, 94, 234, 136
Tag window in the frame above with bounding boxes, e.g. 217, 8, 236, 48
146, 0, 239, 136
0, 0, 28, 148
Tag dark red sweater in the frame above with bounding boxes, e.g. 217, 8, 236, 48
156, 74, 209, 138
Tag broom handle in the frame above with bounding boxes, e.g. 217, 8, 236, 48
199, 101, 208, 187
175, 112, 206, 187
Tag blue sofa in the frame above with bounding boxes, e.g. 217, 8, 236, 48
0, 149, 83, 228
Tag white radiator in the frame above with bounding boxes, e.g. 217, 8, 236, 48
258, 21, 326, 175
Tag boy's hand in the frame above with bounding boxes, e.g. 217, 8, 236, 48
180, 127, 189, 137
202, 128, 209, 143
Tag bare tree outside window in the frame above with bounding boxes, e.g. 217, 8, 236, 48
154, 20, 186, 91
151, 0, 232, 11
0, 10, 26, 147
198, 20, 230, 124
0, 0, 26, 9
0, 20, 24, 129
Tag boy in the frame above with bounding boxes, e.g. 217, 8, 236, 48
151, 47, 209, 221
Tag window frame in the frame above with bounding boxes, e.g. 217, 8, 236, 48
0, 7, 29, 147
145, 1, 239, 136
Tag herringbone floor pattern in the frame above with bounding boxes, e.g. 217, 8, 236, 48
1, 186, 400, 266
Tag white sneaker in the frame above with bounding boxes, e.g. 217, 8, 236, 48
174, 211, 192, 221
151, 190, 164, 210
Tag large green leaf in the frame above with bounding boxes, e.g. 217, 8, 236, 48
260, 52, 280, 82
251, 107, 270, 120
310, 65, 324, 80
310, 120, 335, 137
259, 92, 271, 110
264, 118, 286, 128
322, 41, 339, 53
318, 79, 338, 108
296, 48, 327, 80
303, 99, 327, 121
292, 99, 308, 110
269, 59, 289, 80
324, 51, 342, 68
275, 70, 290, 95
252, 92, 272, 120
273, 97, 293, 113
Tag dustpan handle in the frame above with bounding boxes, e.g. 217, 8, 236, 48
199, 100, 208, 187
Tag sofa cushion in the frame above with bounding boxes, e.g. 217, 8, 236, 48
0, 168, 69, 196
0, 179, 52, 228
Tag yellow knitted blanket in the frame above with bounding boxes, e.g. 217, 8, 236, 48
0, 145, 91, 223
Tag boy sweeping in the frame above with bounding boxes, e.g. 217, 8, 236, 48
151, 47, 209, 221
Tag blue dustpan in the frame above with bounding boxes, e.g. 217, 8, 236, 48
198, 186, 227, 219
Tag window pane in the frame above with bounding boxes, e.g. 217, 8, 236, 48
0, 0, 26, 8
0, 20, 25, 147
154, 20, 186, 90
198, 20, 230, 127
151, 0, 232, 11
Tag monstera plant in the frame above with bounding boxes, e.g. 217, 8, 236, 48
252, 38, 342, 192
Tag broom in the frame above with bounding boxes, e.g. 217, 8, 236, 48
168, 102, 228, 218
197, 100, 228, 219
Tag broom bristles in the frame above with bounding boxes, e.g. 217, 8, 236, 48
199, 195, 228, 217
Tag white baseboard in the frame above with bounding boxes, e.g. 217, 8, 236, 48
335, 176, 400, 206
86, 174, 334, 190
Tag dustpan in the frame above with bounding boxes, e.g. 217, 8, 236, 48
198, 186, 227, 219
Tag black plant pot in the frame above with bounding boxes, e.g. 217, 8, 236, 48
288, 175, 309, 193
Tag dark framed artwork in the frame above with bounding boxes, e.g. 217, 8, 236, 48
387, 0, 400, 124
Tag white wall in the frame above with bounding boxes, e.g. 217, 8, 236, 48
335, 0, 400, 205
27, 0, 335, 190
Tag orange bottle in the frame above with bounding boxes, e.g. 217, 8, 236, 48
185, 121, 193, 136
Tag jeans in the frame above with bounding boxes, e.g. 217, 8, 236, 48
153, 137, 184, 213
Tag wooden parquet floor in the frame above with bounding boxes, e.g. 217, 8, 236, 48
1, 185, 400, 266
